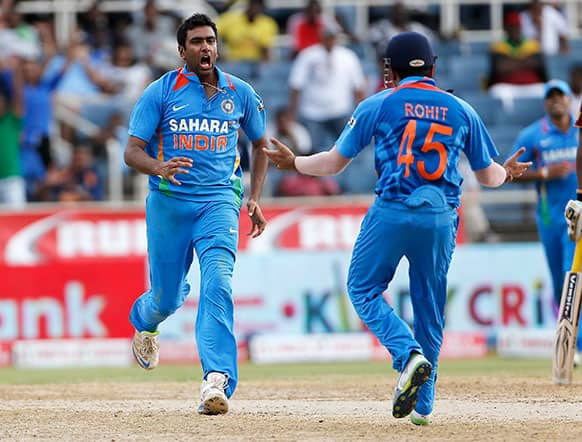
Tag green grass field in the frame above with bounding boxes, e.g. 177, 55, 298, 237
0, 356, 552, 385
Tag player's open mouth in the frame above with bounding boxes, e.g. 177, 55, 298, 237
200, 55, 212, 69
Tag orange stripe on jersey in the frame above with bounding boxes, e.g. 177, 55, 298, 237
157, 128, 164, 160
173, 67, 197, 91
224, 73, 236, 91
233, 152, 240, 171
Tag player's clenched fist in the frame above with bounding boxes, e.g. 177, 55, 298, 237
565, 200, 582, 241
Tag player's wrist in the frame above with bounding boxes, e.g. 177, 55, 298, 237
576, 189, 582, 202
503, 166, 512, 183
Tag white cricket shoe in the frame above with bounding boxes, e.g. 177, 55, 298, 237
198, 372, 229, 415
410, 410, 431, 426
131, 330, 160, 370
392, 353, 432, 418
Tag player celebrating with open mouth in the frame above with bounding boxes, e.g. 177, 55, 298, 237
124, 13, 269, 415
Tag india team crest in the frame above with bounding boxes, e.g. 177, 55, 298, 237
221, 98, 235, 114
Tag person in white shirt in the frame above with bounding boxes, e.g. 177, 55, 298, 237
519, 0, 569, 55
288, 22, 365, 153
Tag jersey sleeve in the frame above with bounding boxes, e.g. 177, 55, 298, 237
335, 93, 383, 159
461, 101, 500, 171
575, 102, 582, 128
239, 83, 266, 142
128, 80, 163, 142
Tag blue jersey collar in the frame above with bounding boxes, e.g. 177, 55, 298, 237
397, 76, 436, 87
542, 115, 574, 134
181, 64, 232, 91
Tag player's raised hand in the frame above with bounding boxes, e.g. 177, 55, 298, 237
263, 137, 297, 171
503, 147, 532, 182
247, 199, 266, 238
158, 157, 193, 185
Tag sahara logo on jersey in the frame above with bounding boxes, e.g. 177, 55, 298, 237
169, 118, 230, 134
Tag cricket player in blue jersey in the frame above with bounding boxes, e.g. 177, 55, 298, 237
124, 13, 269, 415
265, 32, 530, 425
510, 80, 581, 354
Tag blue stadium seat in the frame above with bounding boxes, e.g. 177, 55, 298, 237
442, 54, 489, 94
546, 55, 573, 82
488, 124, 522, 159
502, 97, 545, 127
460, 94, 502, 126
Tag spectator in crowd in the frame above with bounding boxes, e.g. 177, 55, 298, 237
0, 56, 25, 207
126, 0, 178, 76
76, 0, 113, 62
520, 0, 569, 55
264, 107, 340, 197
509, 80, 580, 348
286, 0, 347, 59
368, 1, 437, 60
569, 64, 582, 117
100, 39, 152, 111
457, 154, 498, 242
35, 144, 104, 202
0, 3, 41, 61
216, 0, 278, 63
487, 11, 547, 110
288, 21, 365, 154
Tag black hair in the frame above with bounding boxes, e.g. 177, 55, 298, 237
176, 13, 217, 47
392, 65, 433, 80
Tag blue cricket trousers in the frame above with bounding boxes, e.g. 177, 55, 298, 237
347, 194, 458, 416
130, 191, 240, 397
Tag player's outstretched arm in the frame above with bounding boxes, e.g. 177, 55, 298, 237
124, 135, 192, 185
565, 124, 582, 241
264, 137, 351, 176
474, 147, 532, 188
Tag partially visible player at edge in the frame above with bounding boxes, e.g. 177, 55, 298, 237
565, 101, 582, 255
507, 80, 581, 358
124, 13, 269, 415
264, 32, 531, 426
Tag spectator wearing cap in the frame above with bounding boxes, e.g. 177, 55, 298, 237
288, 20, 365, 158
508, 79, 579, 352
487, 11, 548, 110
520, 0, 569, 55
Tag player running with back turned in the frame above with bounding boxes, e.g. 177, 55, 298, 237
264, 32, 531, 425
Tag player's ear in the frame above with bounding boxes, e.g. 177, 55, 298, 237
178, 45, 186, 61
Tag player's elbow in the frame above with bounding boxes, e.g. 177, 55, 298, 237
474, 162, 506, 188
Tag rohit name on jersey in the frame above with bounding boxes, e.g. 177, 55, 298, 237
169, 118, 232, 152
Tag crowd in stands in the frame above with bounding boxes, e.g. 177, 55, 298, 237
0, 0, 580, 231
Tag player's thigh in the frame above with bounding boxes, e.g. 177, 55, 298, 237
348, 204, 405, 293
146, 191, 196, 264
194, 200, 240, 260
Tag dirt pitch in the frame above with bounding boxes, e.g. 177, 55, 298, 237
1, 374, 582, 441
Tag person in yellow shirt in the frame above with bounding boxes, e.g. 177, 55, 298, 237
216, 0, 278, 62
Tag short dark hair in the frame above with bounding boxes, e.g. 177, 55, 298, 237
176, 13, 218, 47
392, 65, 433, 80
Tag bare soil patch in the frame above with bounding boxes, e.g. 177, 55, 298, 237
1, 374, 581, 441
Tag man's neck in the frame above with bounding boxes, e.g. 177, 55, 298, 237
550, 114, 572, 132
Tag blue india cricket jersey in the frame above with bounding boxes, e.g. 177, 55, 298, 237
128, 65, 266, 205
512, 117, 578, 219
335, 76, 498, 208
